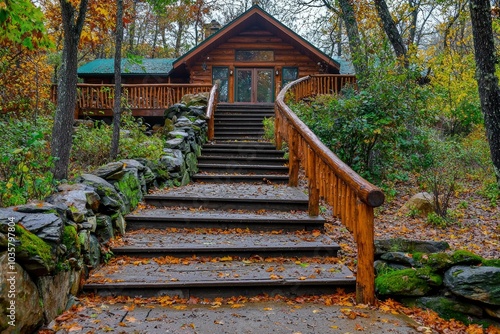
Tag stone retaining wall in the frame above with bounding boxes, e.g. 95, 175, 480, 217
0, 102, 208, 333
374, 238, 500, 328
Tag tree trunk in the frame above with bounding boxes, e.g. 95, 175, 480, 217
374, 0, 407, 63
111, 0, 124, 160
51, 0, 88, 180
338, 0, 367, 81
469, 0, 500, 185
128, 0, 138, 54
174, 21, 184, 57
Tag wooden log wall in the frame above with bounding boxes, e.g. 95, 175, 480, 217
188, 30, 330, 102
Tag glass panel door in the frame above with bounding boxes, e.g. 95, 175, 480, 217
212, 67, 229, 102
236, 69, 252, 102
256, 69, 273, 103
235, 68, 274, 103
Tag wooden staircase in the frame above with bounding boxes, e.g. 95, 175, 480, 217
83, 103, 356, 299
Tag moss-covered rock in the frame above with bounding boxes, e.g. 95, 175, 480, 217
112, 169, 143, 211
15, 225, 56, 275
413, 252, 454, 271
451, 250, 484, 266
376, 267, 442, 297
62, 225, 80, 257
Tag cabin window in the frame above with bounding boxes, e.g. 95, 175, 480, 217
282, 67, 299, 86
235, 50, 274, 62
212, 66, 229, 102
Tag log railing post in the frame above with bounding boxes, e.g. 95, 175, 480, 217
274, 112, 282, 150
288, 128, 299, 186
307, 149, 320, 216
355, 200, 375, 304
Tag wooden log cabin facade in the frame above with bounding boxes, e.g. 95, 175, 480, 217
73, 5, 345, 117
170, 5, 341, 103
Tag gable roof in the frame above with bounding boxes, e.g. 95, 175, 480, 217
172, 5, 340, 71
78, 58, 176, 76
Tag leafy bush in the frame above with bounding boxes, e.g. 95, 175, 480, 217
71, 112, 165, 174
262, 117, 275, 143
289, 68, 430, 182
0, 115, 56, 206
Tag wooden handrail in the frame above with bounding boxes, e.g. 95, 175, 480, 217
206, 82, 219, 141
275, 74, 384, 305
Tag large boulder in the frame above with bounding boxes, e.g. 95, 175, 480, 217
78, 174, 126, 214
0, 252, 44, 333
398, 192, 434, 217
93, 161, 125, 179
375, 238, 449, 256
444, 266, 500, 305
36, 269, 75, 322
47, 183, 100, 223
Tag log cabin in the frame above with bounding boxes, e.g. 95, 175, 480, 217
68, 5, 353, 119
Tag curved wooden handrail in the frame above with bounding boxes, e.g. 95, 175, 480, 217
206, 82, 219, 141
275, 74, 384, 305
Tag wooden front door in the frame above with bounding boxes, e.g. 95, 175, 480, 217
235, 68, 274, 103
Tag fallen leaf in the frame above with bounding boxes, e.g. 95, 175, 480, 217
68, 325, 83, 332
231, 304, 245, 308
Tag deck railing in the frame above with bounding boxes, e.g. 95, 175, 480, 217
206, 82, 220, 141
275, 74, 384, 305
51, 83, 213, 116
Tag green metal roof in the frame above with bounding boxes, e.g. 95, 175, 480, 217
78, 58, 176, 76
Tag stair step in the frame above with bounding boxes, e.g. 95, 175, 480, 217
145, 184, 307, 210
203, 142, 276, 149
197, 164, 288, 174
112, 231, 338, 257
215, 119, 267, 124
215, 129, 265, 134
215, 113, 273, 118
192, 174, 289, 184
201, 148, 284, 157
214, 125, 264, 130
83, 257, 355, 298
198, 156, 288, 165
126, 209, 323, 231
214, 136, 265, 140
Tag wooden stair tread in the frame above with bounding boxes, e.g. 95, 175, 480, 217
128, 208, 319, 221
84, 258, 354, 289
147, 183, 306, 201
112, 231, 339, 255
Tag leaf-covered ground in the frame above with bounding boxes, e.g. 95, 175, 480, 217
325, 177, 499, 269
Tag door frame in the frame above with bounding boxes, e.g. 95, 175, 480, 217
234, 67, 275, 103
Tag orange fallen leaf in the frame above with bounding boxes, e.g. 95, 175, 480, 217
231, 304, 245, 308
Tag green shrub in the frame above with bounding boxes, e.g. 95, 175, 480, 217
262, 117, 275, 143
0, 115, 56, 206
71, 112, 164, 173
